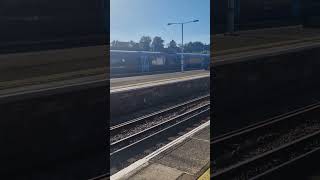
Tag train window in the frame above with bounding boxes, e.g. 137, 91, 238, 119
151, 55, 166, 65
189, 57, 202, 64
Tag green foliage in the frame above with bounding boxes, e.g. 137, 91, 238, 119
110, 36, 209, 54
139, 36, 152, 51
184, 41, 208, 53
166, 40, 180, 53
151, 36, 164, 51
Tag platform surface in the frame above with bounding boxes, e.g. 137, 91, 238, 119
110, 70, 210, 93
114, 123, 210, 180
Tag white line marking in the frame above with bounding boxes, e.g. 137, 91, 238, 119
110, 120, 210, 180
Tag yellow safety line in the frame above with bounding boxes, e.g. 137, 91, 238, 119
197, 168, 210, 180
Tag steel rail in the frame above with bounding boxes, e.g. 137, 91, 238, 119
111, 103, 210, 155
110, 94, 210, 132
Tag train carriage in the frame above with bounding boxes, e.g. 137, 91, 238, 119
178, 53, 210, 70
110, 50, 210, 77
110, 50, 143, 75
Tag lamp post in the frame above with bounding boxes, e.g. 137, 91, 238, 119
168, 20, 199, 72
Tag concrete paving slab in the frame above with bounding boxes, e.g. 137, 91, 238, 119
192, 127, 210, 141
129, 163, 184, 180
114, 122, 210, 180
155, 138, 210, 175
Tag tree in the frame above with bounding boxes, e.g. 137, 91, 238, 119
169, 40, 177, 49
184, 41, 205, 53
166, 40, 180, 53
139, 36, 152, 51
151, 36, 164, 51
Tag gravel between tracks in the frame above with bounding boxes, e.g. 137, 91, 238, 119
110, 99, 209, 144
213, 118, 320, 173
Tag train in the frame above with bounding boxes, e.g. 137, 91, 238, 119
110, 50, 210, 77
213, 0, 301, 34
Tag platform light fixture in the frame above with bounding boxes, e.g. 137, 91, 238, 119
167, 19, 199, 72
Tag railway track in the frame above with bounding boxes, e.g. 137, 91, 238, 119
89, 173, 109, 180
212, 102, 320, 179
110, 94, 210, 174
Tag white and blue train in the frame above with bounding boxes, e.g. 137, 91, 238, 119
110, 50, 210, 77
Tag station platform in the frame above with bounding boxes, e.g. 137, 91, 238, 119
110, 121, 210, 180
212, 26, 320, 66
111, 70, 210, 94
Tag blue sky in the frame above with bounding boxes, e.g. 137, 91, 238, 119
111, 0, 210, 46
